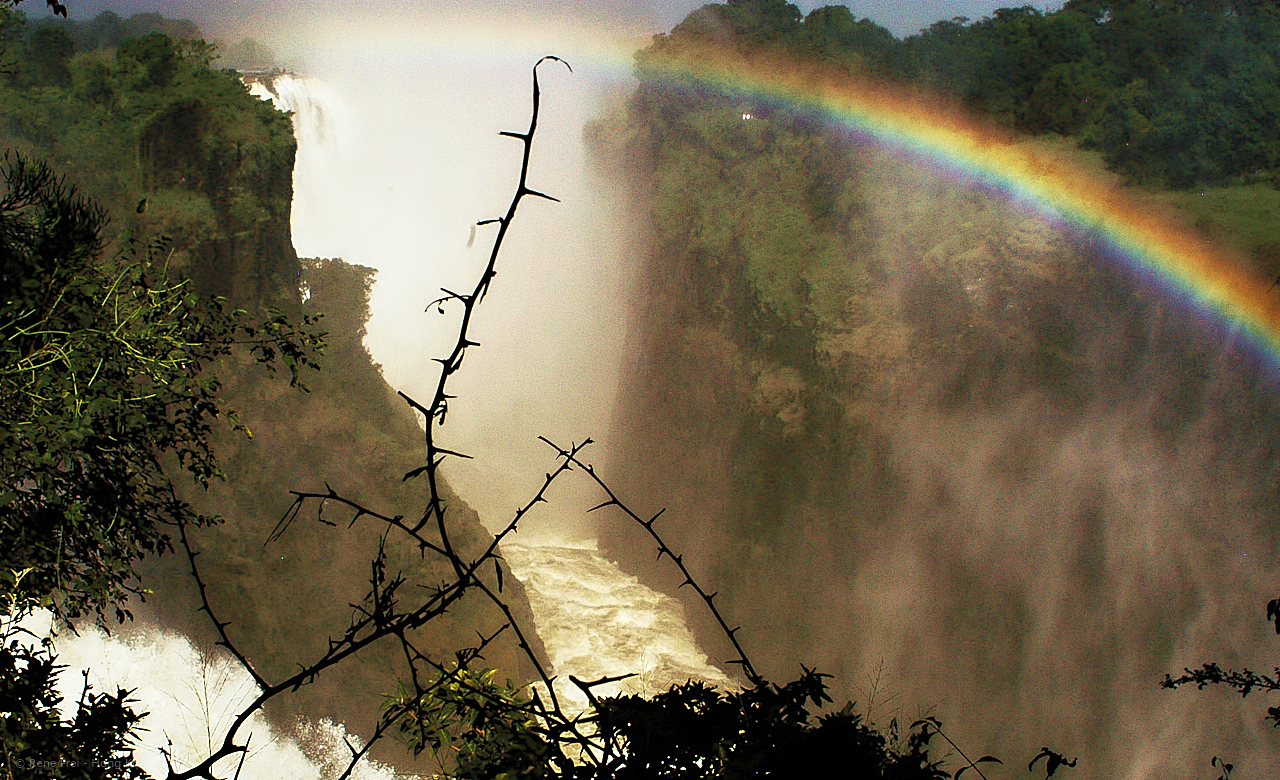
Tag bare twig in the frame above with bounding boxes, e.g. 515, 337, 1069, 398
173, 57, 578, 780
538, 435, 764, 687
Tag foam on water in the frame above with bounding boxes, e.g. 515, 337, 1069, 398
26, 610, 398, 780
502, 542, 733, 712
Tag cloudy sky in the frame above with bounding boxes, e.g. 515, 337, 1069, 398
34, 0, 1063, 41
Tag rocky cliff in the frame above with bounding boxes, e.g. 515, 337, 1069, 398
0, 16, 547, 770
595, 64, 1280, 775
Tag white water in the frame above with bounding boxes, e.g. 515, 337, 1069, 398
43, 538, 734, 776
27, 609, 396, 779
251, 58, 732, 736
33, 64, 729, 779
253, 54, 636, 542
39, 539, 730, 777
502, 542, 733, 712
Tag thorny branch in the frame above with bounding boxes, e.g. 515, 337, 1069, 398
170, 56, 590, 779
539, 436, 764, 687
169, 50, 973, 780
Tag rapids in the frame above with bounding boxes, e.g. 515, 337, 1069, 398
38, 68, 728, 779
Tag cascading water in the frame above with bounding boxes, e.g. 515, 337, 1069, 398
503, 543, 733, 711
42, 57, 729, 779
31, 609, 396, 779
43, 9, 1280, 777
255, 64, 734, 718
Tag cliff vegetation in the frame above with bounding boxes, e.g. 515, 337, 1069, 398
0, 8, 544, 772
597, 0, 1280, 774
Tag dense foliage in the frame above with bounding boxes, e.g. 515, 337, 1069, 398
7, 1, 1280, 776
1, 570, 149, 779
599, 0, 1280, 773
0, 10, 329, 777
0, 9, 549, 772
905, 0, 1280, 187
0, 155, 322, 624
640, 0, 1280, 189
388, 665, 954, 780
0, 6, 297, 303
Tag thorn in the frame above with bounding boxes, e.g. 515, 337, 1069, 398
499, 130, 529, 140
521, 186, 561, 203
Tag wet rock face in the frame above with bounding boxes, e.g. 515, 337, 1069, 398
0, 55, 548, 769
598, 102, 1280, 775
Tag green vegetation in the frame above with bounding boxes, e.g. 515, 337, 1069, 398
902, 0, 1280, 188
2, 570, 149, 780
8, 0, 1280, 776
0, 8, 545, 776
644, 0, 1280, 190
0, 155, 320, 624
0, 6, 296, 303
598, 1, 1280, 772
0, 148, 319, 780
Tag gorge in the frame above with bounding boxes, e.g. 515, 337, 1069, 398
8, 2, 1280, 778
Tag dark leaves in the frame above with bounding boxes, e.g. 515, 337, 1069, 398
1029, 747, 1078, 777
0, 154, 325, 622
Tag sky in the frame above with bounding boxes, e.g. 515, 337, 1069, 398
31, 0, 1066, 41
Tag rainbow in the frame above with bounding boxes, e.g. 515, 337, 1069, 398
298, 15, 1280, 367
625, 44, 1280, 367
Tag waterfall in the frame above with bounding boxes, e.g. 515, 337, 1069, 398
503, 543, 734, 712
253, 60, 637, 543
35, 610, 396, 779
35, 65, 729, 778
253, 63, 734, 724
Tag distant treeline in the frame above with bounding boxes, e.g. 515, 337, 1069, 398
27, 9, 200, 52
652, 0, 1280, 188
0, 5, 297, 300
11, 8, 276, 86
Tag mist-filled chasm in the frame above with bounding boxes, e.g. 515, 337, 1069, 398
34, 6, 1280, 779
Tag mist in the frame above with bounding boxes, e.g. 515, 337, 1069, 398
601, 129, 1280, 776
265, 11, 649, 542
26, 0, 1280, 775
258, 3, 1280, 774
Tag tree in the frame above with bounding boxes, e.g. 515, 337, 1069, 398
0, 151, 322, 777
118, 33, 178, 89
2, 569, 150, 780
0, 154, 323, 624
24, 25, 72, 86
148, 57, 1025, 780
1163, 595, 1280, 727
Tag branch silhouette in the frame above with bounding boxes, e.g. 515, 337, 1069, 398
169, 56, 595, 779
167, 54, 1010, 780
